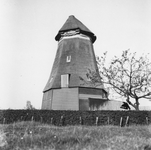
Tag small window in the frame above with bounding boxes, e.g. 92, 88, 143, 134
66, 55, 71, 62
61, 74, 69, 88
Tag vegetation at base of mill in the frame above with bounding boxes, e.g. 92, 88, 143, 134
0, 110, 151, 126
0, 121, 151, 150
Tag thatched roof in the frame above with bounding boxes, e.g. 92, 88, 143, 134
55, 15, 96, 43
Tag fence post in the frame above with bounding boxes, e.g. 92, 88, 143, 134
3, 118, 5, 124
146, 117, 149, 125
60, 116, 64, 126
79, 116, 82, 125
26, 113, 28, 121
51, 117, 53, 125
31, 116, 34, 122
40, 117, 43, 123
95, 117, 99, 126
120, 117, 123, 127
107, 117, 110, 125
125, 116, 129, 126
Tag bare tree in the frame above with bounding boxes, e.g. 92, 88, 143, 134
96, 50, 151, 110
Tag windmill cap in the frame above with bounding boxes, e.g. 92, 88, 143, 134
55, 15, 96, 43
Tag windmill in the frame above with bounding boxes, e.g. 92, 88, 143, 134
41, 15, 108, 110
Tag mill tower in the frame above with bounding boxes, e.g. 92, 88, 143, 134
42, 15, 108, 110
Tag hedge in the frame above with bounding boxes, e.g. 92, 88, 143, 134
0, 110, 151, 126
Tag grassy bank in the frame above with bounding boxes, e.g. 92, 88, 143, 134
0, 121, 151, 150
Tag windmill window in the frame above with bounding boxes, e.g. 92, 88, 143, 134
66, 55, 71, 62
61, 74, 70, 88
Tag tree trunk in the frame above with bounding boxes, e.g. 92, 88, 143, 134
134, 98, 140, 110
126, 96, 140, 110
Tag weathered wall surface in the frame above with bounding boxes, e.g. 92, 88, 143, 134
52, 88, 79, 110
79, 99, 89, 110
41, 90, 53, 109
42, 87, 122, 111
43, 37, 103, 92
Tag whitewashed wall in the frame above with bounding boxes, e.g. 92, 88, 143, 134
52, 88, 79, 110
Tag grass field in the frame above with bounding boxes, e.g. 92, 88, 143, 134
0, 121, 151, 150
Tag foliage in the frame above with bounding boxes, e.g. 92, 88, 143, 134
25, 101, 35, 110
1, 121, 151, 150
0, 110, 150, 126
96, 50, 151, 110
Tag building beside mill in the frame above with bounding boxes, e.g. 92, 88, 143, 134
41, 15, 123, 110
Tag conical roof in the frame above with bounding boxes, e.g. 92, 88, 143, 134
55, 15, 96, 43
59, 15, 92, 32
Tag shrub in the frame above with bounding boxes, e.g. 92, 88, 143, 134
0, 110, 150, 126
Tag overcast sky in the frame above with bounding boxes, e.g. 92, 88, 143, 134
0, 0, 151, 109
